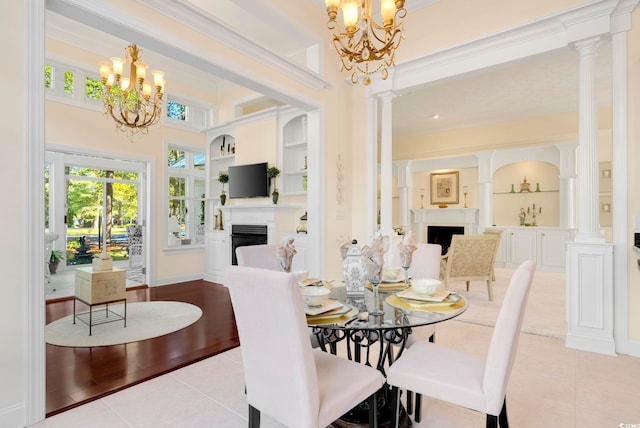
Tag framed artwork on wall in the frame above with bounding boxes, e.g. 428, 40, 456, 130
430, 171, 459, 207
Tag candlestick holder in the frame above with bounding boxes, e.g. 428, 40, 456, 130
419, 189, 425, 209
463, 186, 468, 208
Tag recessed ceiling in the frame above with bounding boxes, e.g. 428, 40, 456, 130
392, 41, 612, 138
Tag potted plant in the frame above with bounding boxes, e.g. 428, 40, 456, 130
49, 249, 66, 274
267, 166, 281, 204
218, 171, 229, 206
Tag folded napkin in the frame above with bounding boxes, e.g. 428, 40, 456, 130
277, 238, 297, 272
398, 231, 418, 268
361, 234, 388, 283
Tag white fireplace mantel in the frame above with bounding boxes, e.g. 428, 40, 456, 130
410, 208, 479, 243
220, 204, 302, 243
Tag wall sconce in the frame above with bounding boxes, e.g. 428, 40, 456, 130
601, 203, 611, 213
602, 169, 611, 178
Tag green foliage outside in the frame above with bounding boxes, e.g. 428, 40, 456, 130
45, 65, 52, 88
64, 71, 73, 94
85, 77, 103, 100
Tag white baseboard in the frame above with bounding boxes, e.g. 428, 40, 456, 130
565, 332, 616, 356
0, 402, 26, 428
627, 338, 640, 357
151, 273, 203, 287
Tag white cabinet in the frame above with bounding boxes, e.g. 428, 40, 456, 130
508, 228, 537, 266
204, 231, 228, 283
279, 110, 307, 195
489, 227, 574, 272
538, 228, 571, 270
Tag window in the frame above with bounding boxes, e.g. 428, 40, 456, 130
166, 97, 212, 129
45, 59, 215, 129
45, 64, 74, 96
85, 76, 103, 101
167, 101, 188, 121
167, 146, 206, 247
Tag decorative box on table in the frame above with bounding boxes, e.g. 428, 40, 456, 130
74, 266, 126, 305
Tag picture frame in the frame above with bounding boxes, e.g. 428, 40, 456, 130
430, 171, 459, 206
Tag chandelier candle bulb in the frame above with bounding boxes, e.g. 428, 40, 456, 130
342, 0, 359, 31
381, 0, 395, 26
111, 57, 124, 76
135, 62, 148, 81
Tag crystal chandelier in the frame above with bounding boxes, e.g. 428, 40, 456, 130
99, 44, 165, 141
324, 0, 406, 85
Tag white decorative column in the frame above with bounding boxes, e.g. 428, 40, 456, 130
610, 12, 631, 355
395, 160, 412, 230
366, 95, 378, 239
475, 151, 494, 228
566, 37, 615, 356
378, 92, 395, 239
554, 142, 578, 229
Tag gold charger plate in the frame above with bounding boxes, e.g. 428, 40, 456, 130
385, 294, 466, 312
306, 305, 359, 326
365, 280, 407, 292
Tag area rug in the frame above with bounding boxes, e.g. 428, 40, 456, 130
452, 267, 566, 339
46, 301, 203, 347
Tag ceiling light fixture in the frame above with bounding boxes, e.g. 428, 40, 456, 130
324, 0, 406, 85
99, 44, 165, 142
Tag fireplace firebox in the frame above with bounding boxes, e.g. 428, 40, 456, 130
231, 225, 268, 265
427, 225, 465, 255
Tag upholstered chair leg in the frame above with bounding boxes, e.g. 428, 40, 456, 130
390, 386, 400, 428
248, 404, 260, 428
487, 280, 494, 301
368, 391, 378, 428
498, 399, 509, 427
486, 414, 498, 428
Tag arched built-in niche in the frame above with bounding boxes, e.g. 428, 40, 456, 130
492, 161, 560, 227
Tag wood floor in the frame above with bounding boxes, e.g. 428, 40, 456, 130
45, 280, 239, 417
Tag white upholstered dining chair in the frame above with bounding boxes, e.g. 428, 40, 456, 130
391, 243, 443, 417
235, 244, 283, 271
225, 266, 385, 428
387, 260, 536, 427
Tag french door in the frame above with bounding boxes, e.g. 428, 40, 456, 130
45, 151, 147, 281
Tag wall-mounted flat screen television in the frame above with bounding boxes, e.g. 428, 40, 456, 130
228, 162, 269, 198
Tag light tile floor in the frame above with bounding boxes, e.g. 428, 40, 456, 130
32, 318, 640, 428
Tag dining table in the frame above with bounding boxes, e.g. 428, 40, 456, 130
303, 278, 468, 428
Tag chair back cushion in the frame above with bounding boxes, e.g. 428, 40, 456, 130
408, 243, 442, 279
236, 244, 283, 271
225, 266, 319, 425
483, 260, 536, 414
444, 235, 499, 280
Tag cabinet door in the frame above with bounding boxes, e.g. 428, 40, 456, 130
508, 229, 537, 265
494, 232, 508, 265
538, 229, 569, 270
205, 234, 228, 283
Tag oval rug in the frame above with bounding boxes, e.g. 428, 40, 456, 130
46, 301, 202, 347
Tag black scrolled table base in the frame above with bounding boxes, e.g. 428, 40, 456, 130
312, 319, 413, 428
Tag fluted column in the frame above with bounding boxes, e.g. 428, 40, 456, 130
378, 92, 395, 239
395, 160, 412, 230
554, 142, 578, 229
575, 37, 603, 243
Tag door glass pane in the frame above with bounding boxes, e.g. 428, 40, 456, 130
66, 169, 140, 266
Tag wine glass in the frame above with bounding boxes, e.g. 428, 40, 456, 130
365, 261, 384, 316
400, 252, 413, 290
